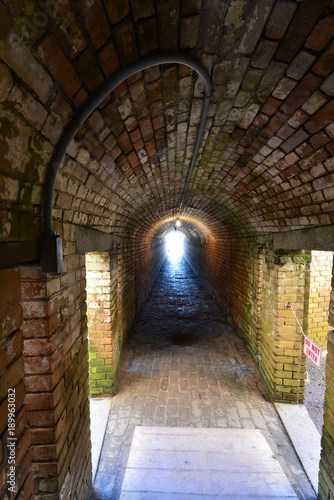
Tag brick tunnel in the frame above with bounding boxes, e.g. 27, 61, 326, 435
0, 1, 334, 498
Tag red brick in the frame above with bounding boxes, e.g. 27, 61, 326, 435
97, 40, 120, 80
128, 151, 140, 168
305, 15, 334, 51
310, 131, 331, 150
252, 40, 278, 69
261, 97, 281, 116
280, 73, 321, 115
265, 1, 297, 39
312, 40, 334, 78
117, 130, 133, 155
75, 48, 104, 92
253, 113, 270, 129
305, 100, 334, 134
38, 33, 81, 100
139, 117, 154, 141
79, 0, 110, 49
113, 19, 139, 65
105, 0, 129, 24
275, 0, 329, 62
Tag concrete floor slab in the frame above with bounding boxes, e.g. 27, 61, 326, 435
90, 397, 112, 481
120, 426, 297, 498
275, 403, 321, 493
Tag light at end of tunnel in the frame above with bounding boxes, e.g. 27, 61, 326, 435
166, 231, 184, 260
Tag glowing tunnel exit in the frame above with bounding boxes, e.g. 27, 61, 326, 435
166, 231, 185, 260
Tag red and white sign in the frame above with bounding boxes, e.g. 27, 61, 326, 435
304, 336, 321, 368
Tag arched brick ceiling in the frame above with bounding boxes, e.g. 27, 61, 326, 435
0, 0, 333, 243
133, 209, 230, 242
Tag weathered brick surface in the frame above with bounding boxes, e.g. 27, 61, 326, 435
185, 233, 231, 316
20, 225, 92, 499
0, 1, 333, 241
0, 1, 334, 497
86, 235, 164, 396
319, 330, 334, 500
304, 251, 333, 348
222, 240, 309, 403
0, 268, 33, 499
86, 250, 117, 396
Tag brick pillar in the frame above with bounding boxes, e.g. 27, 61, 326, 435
305, 250, 333, 348
21, 248, 92, 497
0, 268, 34, 499
86, 251, 119, 396
318, 258, 334, 499
261, 251, 308, 403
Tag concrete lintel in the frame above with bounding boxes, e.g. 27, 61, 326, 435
273, 226, 334, 252
0, 241, 39, 269
76, 226, 121, 254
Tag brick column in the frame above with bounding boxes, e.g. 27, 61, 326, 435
0, 268, 33, 498
86, 251, 119, 396
305, 251, 333, 348
21, 245, 91, 498
260, 251, 309, 403
318, 258, 334, 499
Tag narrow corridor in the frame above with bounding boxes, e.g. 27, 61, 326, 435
93, 256, 316, 499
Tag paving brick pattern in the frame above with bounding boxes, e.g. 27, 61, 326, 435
93, 257, 316, 499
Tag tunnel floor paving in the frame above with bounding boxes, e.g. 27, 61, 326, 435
92, 256, 316, 499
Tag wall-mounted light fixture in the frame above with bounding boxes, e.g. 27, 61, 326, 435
176, 218, 181, 228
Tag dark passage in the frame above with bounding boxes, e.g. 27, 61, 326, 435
93, 256, 315, 499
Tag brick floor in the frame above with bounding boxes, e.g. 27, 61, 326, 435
92, 256, 316, 499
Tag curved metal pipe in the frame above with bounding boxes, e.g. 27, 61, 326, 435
43, 52, 211, 236
179, 94, 210, 212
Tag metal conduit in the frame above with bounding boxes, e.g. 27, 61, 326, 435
41, 52, 211, 273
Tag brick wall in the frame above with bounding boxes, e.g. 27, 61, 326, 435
319, 330, 334, 499
319, 258, 334, 500
185, 235, 231, 316
135, 236, 166, 313
86, 250, 118, 396
305, 250, 333, 348
0, 268, 33, 499
187, 235, 309, 403
85, 234, 165, 397
267, 251, 308, 403
20, 223, 92, 499
229, 237, 258, 355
